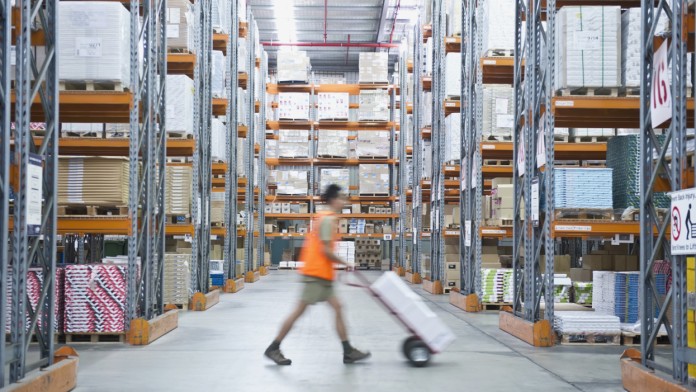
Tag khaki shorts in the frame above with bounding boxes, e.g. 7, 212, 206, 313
301, 276, 335, 305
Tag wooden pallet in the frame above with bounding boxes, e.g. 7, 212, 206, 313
486, 219, 514, 227
317, 155, 349, 159
621, 332, 670, 346
168, 47, 193, 54
58, 205, 128, 217
582, 160, 607, 168
483, 159, 512, 167
356, 155, 390, 160
105, 131, 129, 139
164, 303, 189, 312
61, 131, 103, 138
64, 333, 126, 344
483, 135, 513, 141
166, 132, 193, 139
571, 135, 612, 143
554, 208, 613, 221
481, 302, 513, 311
60, 80, 125, 92
557, 87, 620, 97
555, 160, 581, 167
484, 49, 514, 57
558, 333, 620, 345
359, 193, 390, 197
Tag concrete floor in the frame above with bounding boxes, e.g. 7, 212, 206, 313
74, 270, 626, 391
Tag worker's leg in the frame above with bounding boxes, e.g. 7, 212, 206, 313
275, 301, 309, 342
327, 295, 348, 341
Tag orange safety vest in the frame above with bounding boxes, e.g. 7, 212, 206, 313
299, 210, 338, 281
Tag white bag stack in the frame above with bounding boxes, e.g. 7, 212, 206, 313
58, 2, 130, 85
318, 130, 350, 158
167, 0, 195, 52
165, 165, 192, 216
359, 90, 390, 121
211, 118, 227, 162
444, 114, 461, 162
482, 85, 514, 140
166, 75, 195, 136
277, 51, 311, 83
318, 93, 350, 120
320, 169, 350, 193
278, 93, 310, 120
278, 130, 310, 158
359, 164, 390, 195
357, 131, 391, 157
212, 51, 226, 98
359, 53, 389, 83
556, 6, 622, 91
445, 53, 461, 98
481, 0, 515, 56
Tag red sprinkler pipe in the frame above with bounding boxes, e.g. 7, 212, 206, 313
261, 42, 400, 48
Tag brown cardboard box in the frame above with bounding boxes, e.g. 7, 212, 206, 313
365, 224, 375, 234
264, 252, 271, 266
445, 278, 460, 288
482, 246, 498, 255
540, 255, 571, 273
445, 245, 459, 254
339, 219, 348, 234
444, 254, 459, 263
614, 255, 627, 271
570, 268, 592, 282
482, 254, 499, 264
446, 262, 460, 280
583, 255, 603, 271
601, 255, 615, 271
482, 262, 502, 269
607, 244, 630, 254
626, 255, 638, 271
299, 204, 309, 213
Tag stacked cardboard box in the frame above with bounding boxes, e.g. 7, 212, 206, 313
482, 85, 514, 140
540, 254, 571, 274
59, 2, 131, 85
163, 253, 191, 305
165, 165, 192, 216
166, 75, 195, 135
444, 205, 461, 228
58, 157, 129, 206
318, 93, 349, 120
481, 0, 515, 55
356, 131, 390, 157
489, 178, 515, 223
355, 239, 382, 269
270, 170, 308, 195
569, 246, 639, 282
317, 130, 350, 157
320, 169, 350, 194
358, 90, 390, 121
278, 130, 310, 157
358, 53, 388, 83
277, 51, 311, 83
278, 93, 310, 120
336, 241, 356, 266
444, 238, 460, 289
210, 190, 225, 225
211, 118, 227, 162
359, 164, 390, 195
445, 53, 461, 98
166, 0, 195, 52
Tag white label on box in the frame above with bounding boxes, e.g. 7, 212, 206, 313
482, 59, 496, 65
167, 24, 180, 38
481, 229, 507, 235
555, 100, 574, 107
446, 102, 456, 107
495, 98, 509, 114
27, 154, 43, 235
497, 114, 514, 129
574, 30, 602, 51
167, 8, 180, 23
445, 230, 458, 236
481, 144, 495, 150
10, 46, 15, 65
75, 37, 102, 57
384, 234, 392, 241
555, 225, 592, 232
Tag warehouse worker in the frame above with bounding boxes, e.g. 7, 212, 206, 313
265, 184, 371, 366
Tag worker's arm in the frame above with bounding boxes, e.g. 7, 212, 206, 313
320, 215, 350, 266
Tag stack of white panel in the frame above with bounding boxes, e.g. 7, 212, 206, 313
359, 164, 390, 195
336, 242, 356, 266
556, 6, 622, 90
58, 2, 130, 85
482, 85, 514, 139
320, 169, 350, 194
445, 53, 461, 98
277, 51, 311, 83
238, 39, 248, 73
318, 93, 350, 120
357, 131, 390, 157
554, 312, 621, 335
163, 254, 191, 306
444, 114, 461, 162
359, 53, 389, 83
62, 123, 103, 135
165, 165, 192, 215
211, 118, 227, 162
167, 0, 195, 52
318, 130, 350, 157
571, 128, 615, 138
278, 130, 309, 158
212, 0, 229, 33
592, 271, 616, 316
58, 157, 129, 206
210, 191, 225, 225
166, 75, 195, 135
278, 93, 310, 120
212, 51, 226, 98
481, 0, 515, 56
359, 90, 390, 121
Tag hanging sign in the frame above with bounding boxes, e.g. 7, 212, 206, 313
27, 153, 43, 236
536, 124, 546, 168
517, 131, 525, 177
651, 41, 672, 128
531, 177, 540, 227
465, 220, 472, 247
670, 188, 696, 255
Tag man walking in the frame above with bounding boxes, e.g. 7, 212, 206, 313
264, 184, 371, 365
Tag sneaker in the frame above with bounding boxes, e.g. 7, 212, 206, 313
343, 347, 371, 364
265, 347, 292, 365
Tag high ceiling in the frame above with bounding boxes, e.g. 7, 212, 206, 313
249, 0, 421, 73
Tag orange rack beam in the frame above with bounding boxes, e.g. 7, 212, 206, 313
33, 137, 195, 157
480, 141, 607, 161
167, 53, 196, 78
481, 57, 516, 85
12, 91, 132, 123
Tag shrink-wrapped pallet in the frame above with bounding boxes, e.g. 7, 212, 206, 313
554, 168, 613, 209
444, 114, 460, 162
357, 131, 390, 157
425, 38, 433, 76
359, 53, 389, 84
555, 6, 622, 90
64, 264, 128, 333
359, 164, 390, 195
211, 118, 227, 162
422, 140, 432, 179
447, 0, 462, 36
278, 93, 310, 120
212, 50, 226, 98
277, 51, 311, 83
271, 170, 308, 195
445, 53, 461, 98
58, 2, 130, 84
318, 130, 350, 158
163, 254, 191, 305
212, 0, 229, 33
165, 165, 192, 215
237, 87, 248, 125
358, 90, 390, 121
238, 38, 248, 73
481, 0, 515, 56
167, 0, 195, 52
278, 130, 310, 158
211, 191, 225, 225
58, 157, 129, 206
320, 169, 350, 194
482, 85, 514, 139
166, 75, 195, 135
318, 93, 350, 120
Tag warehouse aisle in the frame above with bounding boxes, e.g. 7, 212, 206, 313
75, 271, 625, 391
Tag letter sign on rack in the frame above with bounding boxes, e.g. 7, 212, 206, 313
651, 41, 672, 128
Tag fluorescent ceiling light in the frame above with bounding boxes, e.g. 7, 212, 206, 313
274, 0, 297, 50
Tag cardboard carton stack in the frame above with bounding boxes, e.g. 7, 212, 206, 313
487, 177, 522, 225
569, 245, 639, 283
320, 169, 350, 194
445, 53, 461, 98
58, 157, 129, 206
444, 238, 460, 289
482, 85, 514, 140
481, 0, 515, 56
277, 51, 311, 83
278, 130, 310, 158
358, 90, 390, 121
211, 118, 227, 162
278, 93, 310, 120
269, 170, 308, 195
444, 205, 461, 229
318, 93, 350, 120
165, 165, 192, 216
358, 53, 388, 83
359, 164, 390, 195
336, 242, 356, 266
166, 75, 195, 136
166, 0, 195, 52
163, 253, 191, 306
355, 239, 382, 269
210, 190, 225, 225
444, 114, 461, 162
318, 130, 350, 157
356, 131, 390, 157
